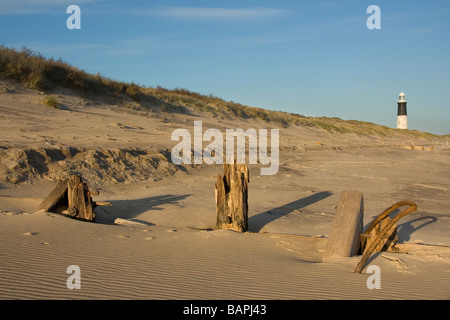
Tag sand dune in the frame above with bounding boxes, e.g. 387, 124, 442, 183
1, 79, 450, 300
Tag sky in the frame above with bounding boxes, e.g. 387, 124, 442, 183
0, 0, 449, 134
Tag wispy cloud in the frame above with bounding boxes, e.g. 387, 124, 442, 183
143, 6, 290, 21
6, 41, 109, 56
0, 2, 291, 22
7, 37, 172, 58
0, 0, 94, 15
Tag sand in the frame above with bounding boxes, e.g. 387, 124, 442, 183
1, 79, 450, 300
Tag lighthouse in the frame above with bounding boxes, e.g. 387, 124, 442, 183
397, 92, 408, 130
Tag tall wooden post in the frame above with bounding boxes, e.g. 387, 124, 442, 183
215, 163, 249, 232
322, 190, 364, 261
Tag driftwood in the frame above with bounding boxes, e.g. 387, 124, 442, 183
67, 175, 96, 221
322, 190, 364, 261
34, 178, 69, 214
215, 163, 249, 232
34, 174, 101, 222
354, 200, 417, 273
361, 217, 398, 254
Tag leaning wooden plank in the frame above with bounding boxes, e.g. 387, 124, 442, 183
34, 178, 69, 213
322, 190, 364, 261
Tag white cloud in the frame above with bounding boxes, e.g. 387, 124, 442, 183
5, 42, 108, 57
0, 0, 94, 15
0, 2, 291, 21
145, 6, 290, 21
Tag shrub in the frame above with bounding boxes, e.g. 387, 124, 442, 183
42, 96, 58, 109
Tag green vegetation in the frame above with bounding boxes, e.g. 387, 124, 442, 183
42, 96, 58, 109
0, 46, 440, 139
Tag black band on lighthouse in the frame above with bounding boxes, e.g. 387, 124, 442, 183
397, 102, 407, 116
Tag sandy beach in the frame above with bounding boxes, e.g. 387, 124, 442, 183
1, 79, 450, 300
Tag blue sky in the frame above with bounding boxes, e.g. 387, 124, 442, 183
1, 0, 449, 134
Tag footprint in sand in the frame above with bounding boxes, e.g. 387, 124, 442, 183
381, 255, 412, 274
278, 240, 296, 253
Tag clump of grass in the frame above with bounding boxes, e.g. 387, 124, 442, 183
125, 82, 141, 101
42, 96, 58, 109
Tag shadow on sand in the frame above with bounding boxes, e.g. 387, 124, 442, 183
364, 208, 438, 243
397, 215, 437, 243
249, 191, 333, 232
95, 194, 191, 225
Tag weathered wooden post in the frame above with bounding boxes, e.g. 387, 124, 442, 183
67, 174, 96, 221
215, 163, 249, 232
35, 174, 97, 222
322, 190, 364, 261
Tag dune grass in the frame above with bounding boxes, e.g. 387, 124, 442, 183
0, 46, 441, 139
0, 46, 138, 96
42, 96, 58, 109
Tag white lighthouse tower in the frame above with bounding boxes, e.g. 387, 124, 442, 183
397, 92, 408, 130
